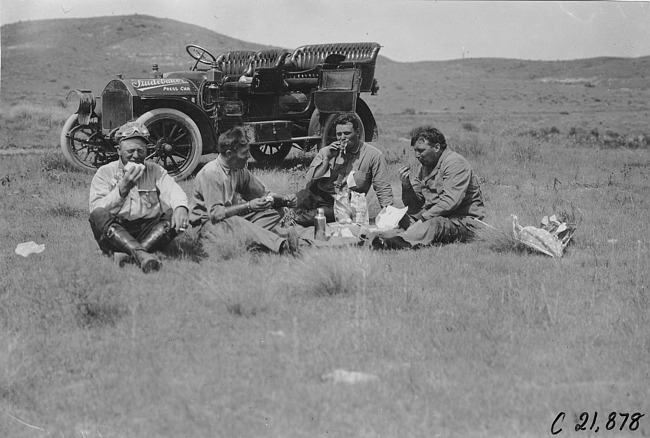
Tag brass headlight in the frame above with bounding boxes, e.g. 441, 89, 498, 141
66, 89, 95, 125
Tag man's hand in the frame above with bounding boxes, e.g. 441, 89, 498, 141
249, 196, 274, 212
282, 193, 297, 208
268, 192, 298, 208
171, 206, 189, 232
398, 165, 411, 185
322, 142, 343, 159
118, 164, 144, 196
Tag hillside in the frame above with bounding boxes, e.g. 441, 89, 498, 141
1, 15, 277, 103
2, 14, 649, 133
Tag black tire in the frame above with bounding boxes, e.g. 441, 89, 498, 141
249, 142, 293, 165
136, 109, 203, 181
60, 114, 117, 172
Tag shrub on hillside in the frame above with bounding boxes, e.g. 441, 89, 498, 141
462, 122, 479, 132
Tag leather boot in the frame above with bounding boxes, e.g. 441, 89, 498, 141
140, 221, 174, 252
106, 225, 161, 273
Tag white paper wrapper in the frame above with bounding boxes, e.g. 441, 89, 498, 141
375, 205, 408, 230
15, 241, 45, 257
321, 369, 379, 384
511, 214, 577, 258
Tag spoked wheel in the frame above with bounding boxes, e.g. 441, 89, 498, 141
60, 114, 117, 172
136, 108, 203, 181
249, 142, 293, 165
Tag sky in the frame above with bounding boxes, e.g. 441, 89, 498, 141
2, 0, 650, 62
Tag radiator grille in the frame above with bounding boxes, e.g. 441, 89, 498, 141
102, 81, 133, 132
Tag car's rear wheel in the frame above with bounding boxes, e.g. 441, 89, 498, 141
136, 109, 203, 181
60, 114, 117, 172
249, 142, 293, 165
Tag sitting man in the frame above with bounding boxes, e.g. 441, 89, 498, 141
189, 127, 300, 255
368, 126, 486, 249
89, 121, 189, 272
293, 114, 394, 226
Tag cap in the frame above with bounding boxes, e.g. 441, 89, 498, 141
114, 121, 150, 143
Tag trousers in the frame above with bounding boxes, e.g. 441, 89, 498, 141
293, 187, 336, 227
372, 215, 477, 247
89, 207, 176, 254
198, 208, 285, 253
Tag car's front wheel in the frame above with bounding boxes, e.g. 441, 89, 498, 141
60, 114, 117, 172
136, 109, 203, 181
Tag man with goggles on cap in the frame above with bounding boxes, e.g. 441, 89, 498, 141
88, 121, 189, 273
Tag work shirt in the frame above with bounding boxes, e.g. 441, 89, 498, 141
189, 156, 267, 226
402, 148, 486, 220
306, 142, 394, 207
89, 160, 188, 220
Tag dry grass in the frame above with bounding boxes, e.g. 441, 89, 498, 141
1, 107, 649, 438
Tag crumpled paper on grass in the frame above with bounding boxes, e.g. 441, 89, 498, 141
321, 369, 379, 384
15, 241, 45, 257
511, 214, 577, 258
375, 205, 408, 230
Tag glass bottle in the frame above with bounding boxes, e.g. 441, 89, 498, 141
314, 208, 327, 241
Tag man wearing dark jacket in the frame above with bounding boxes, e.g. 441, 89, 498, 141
368, 127, 485, 249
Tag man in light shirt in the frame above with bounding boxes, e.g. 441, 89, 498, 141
88, 122, 189, 272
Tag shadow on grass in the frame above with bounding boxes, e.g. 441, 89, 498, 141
473, 225, 541, 256
71, 288, 130, 329
162, 232, 209, 263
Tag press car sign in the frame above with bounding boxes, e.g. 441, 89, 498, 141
131, 78, 197, 95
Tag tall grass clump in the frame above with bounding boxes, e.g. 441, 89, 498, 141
1, 104, 71, 150
290, 247, 380, 297
6, 103, 70, 128
453, 132, 485, 159
511, 136, 541, 166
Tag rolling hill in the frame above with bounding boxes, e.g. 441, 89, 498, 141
2, 14, 649, 133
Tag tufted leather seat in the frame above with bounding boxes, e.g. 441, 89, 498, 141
248, 49, 291, 73
216, 50, 257, 80
222, 49, 292, 94
285, 42, 381, 92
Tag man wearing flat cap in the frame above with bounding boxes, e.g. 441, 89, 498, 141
88, 121, 189, 273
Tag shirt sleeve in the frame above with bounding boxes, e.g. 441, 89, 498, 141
401, 168, 425, 214
238, 170, 267, 201
421, 159, 471, 220
369, 153, 394, 207
189, 168, 228, 224
88, 167, 127, 214
305, 150, 331, 182
156, 166, 189, 211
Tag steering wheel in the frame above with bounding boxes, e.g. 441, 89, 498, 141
186, 44, 217, 71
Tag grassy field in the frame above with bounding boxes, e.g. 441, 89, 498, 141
1, 104, 649, 437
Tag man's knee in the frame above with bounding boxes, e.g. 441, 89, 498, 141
89, 208, 118, 241
426, 216, 466, 243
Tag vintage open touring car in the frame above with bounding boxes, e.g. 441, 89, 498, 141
61, 42, 382, 180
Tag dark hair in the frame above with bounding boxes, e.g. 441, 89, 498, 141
334, 114, 360, 132
409, 125, 435, 146
218, 127, 249, 154
411, 127, 447, 149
